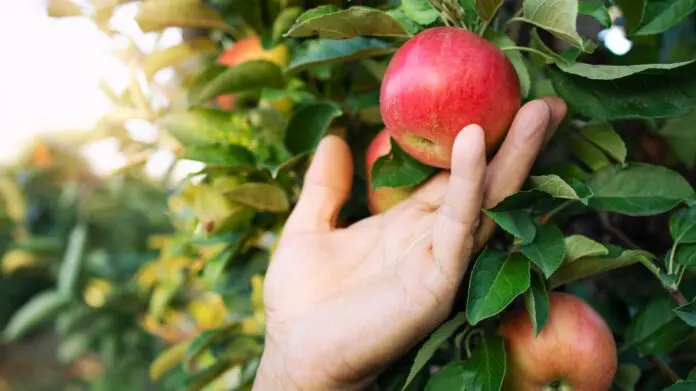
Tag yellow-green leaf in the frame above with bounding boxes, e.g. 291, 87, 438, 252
149, 338, 191, 380
136, 0, 225, 32
224, 183, 289, 213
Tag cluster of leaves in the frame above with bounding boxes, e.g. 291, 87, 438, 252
18, 0, 696, 390
0, 138, 172, 390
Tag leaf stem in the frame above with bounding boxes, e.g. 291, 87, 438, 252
463, 329, 483, 359
668, 242, 678, 275
538, 200, 576, 224
598, 212, 640, 250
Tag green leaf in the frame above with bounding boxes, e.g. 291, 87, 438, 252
634, 0, 696, 36
614, 0, 646, 34
586, 163, 695, 216
467, 250, 531, 325
550, 249, 652, 288
150, 339, 189, 380
476, 0, 504, 22
183, 359, 233, 391
563, 234, 609, 262
183, 326, 237, 371
426, 333, 506, 391
182, 144, 256, 169
159, 108, 239, 146
387, 7, 422, 35
425, 361, 473, 391
288, 37, 395, 73
286, 6, 409, 39
549, 61, 696, 120
529, 28, 569, 65
371, 138, 436, 190
670, 206, 696, 244
676, 244, 696, 268
402, 0, 440, 25
578, 1, 611, 27
485, 29, 531, 98
58, 224, 87, 294
529, 175, 589, 202
613, 364, 641, 391
3, 290, 70, 341
557, 60, 695, 80
401, 312, 467, 391
623, 298, 693, 355
579, 123, 627, 163
224, 183, 290, 213
664, 381, 696, 391
272, 7, 303, 44
521, 223, 566, 278
569, 134, 611, 171
190, 60, 285, 104
674, 298, 696, 327
659, 110, 696, 169
483, 209, 537, 244
296, 4, 340, 22
284, 101, 342, 155
517, 0, 595, 51
524, 272, 550, 336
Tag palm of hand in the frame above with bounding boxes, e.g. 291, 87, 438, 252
257, 98, 565, 391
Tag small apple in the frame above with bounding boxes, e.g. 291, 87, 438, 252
216, 36, 291, 111
498, 292, 617, 391
365, 129, 414, 214
380, 27, 521, 168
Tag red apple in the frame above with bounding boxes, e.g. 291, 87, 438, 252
365, 129, 414, 214
380, 27, 521, 168
498, 292, 617, 391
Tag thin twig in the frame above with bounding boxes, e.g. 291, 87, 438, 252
599, 213, 689, 307
649, 355, 681, 384
598, 212, 640, 250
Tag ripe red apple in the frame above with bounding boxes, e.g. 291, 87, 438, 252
365, 129, 414, 214
498, 292, 617, 391
380, 27, 521, 168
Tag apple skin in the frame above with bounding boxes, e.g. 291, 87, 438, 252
216, 36, 290, 111
498, 292, 617, 391
380, 26, 521, 169
365, 129, 414, 214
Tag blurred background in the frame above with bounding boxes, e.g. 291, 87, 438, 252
1, 0, 692, 390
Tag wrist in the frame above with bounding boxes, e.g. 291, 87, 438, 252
252, 343, 297, 391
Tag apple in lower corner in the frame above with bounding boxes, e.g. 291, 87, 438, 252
216, 35, 291, 111
380, 26, 521, 169
498, 292, 617, 391
365, 129, 414, 214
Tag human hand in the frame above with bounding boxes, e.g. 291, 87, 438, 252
253, 98, 567, 390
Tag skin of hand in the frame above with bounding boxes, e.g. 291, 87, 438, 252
252, 97, 568, 390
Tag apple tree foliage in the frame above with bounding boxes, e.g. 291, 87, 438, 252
19, 0, 696, 390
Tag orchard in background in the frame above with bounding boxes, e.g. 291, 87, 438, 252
3, 0, 696, 390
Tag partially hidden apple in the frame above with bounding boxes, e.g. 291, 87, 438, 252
216, 36, 290, 111
365, 129, 414, 214
498, 292, 617, 391
380, 26, 521, 169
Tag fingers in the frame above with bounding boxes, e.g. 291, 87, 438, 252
474, 97, 567, 248
283, 135, 354, 234
431, 125, 487, 275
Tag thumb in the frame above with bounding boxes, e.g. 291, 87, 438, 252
284, 135, 354, 234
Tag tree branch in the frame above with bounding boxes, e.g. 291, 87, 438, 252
649, 355, 681, 384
